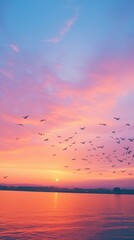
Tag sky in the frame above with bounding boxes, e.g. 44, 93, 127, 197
0, 0, 134, 189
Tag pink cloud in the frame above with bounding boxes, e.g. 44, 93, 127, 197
0, 68, 13, 79
1, 46, 134, 171
1, 48, 134, 136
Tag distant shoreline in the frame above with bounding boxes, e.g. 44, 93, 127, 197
0, 185, 134, 195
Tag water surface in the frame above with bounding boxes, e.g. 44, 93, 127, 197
0, 191, 134, 239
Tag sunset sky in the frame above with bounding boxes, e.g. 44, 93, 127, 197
0, 0, 134, 188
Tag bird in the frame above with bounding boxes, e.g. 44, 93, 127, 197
4, 176, 8, 179
127, 151, 132, 154
63, 147, 67, 151
16, 123, 24, 126
128, 138, 134, 142
114, 117, 120, 120
81, 141, 86, 144
40, 119, 46, 122
38, 133, 44, 136
124, 146, 129, 151
99, 123, 107, 126
80, 127, 85, 130
121, 137, 125, 140
81, 158, 88, 161
22, 115, 29, 119
117, 159, 123, 163
69, 136, 73, 139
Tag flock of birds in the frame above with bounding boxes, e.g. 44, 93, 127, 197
2, 115, 134, 180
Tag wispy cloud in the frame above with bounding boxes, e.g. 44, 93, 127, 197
10, 43, 20, 53
45, 8, 79, 43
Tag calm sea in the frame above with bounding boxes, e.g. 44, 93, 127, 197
0, 191, 134, 240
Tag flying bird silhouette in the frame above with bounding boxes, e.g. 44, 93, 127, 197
80, 127, 85, 130
38, 133, 44, 136
40, 119, 46, 122
128, 138, 134, 142
81, 141, 86, 144
22, 115, 29, 119
114, 117, 120, 120
63, 147, 67, 151
124, 146, 129, 150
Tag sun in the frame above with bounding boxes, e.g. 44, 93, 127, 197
55, 178, 59, 182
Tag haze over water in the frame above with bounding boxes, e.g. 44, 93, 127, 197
0, 191, 134, 240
